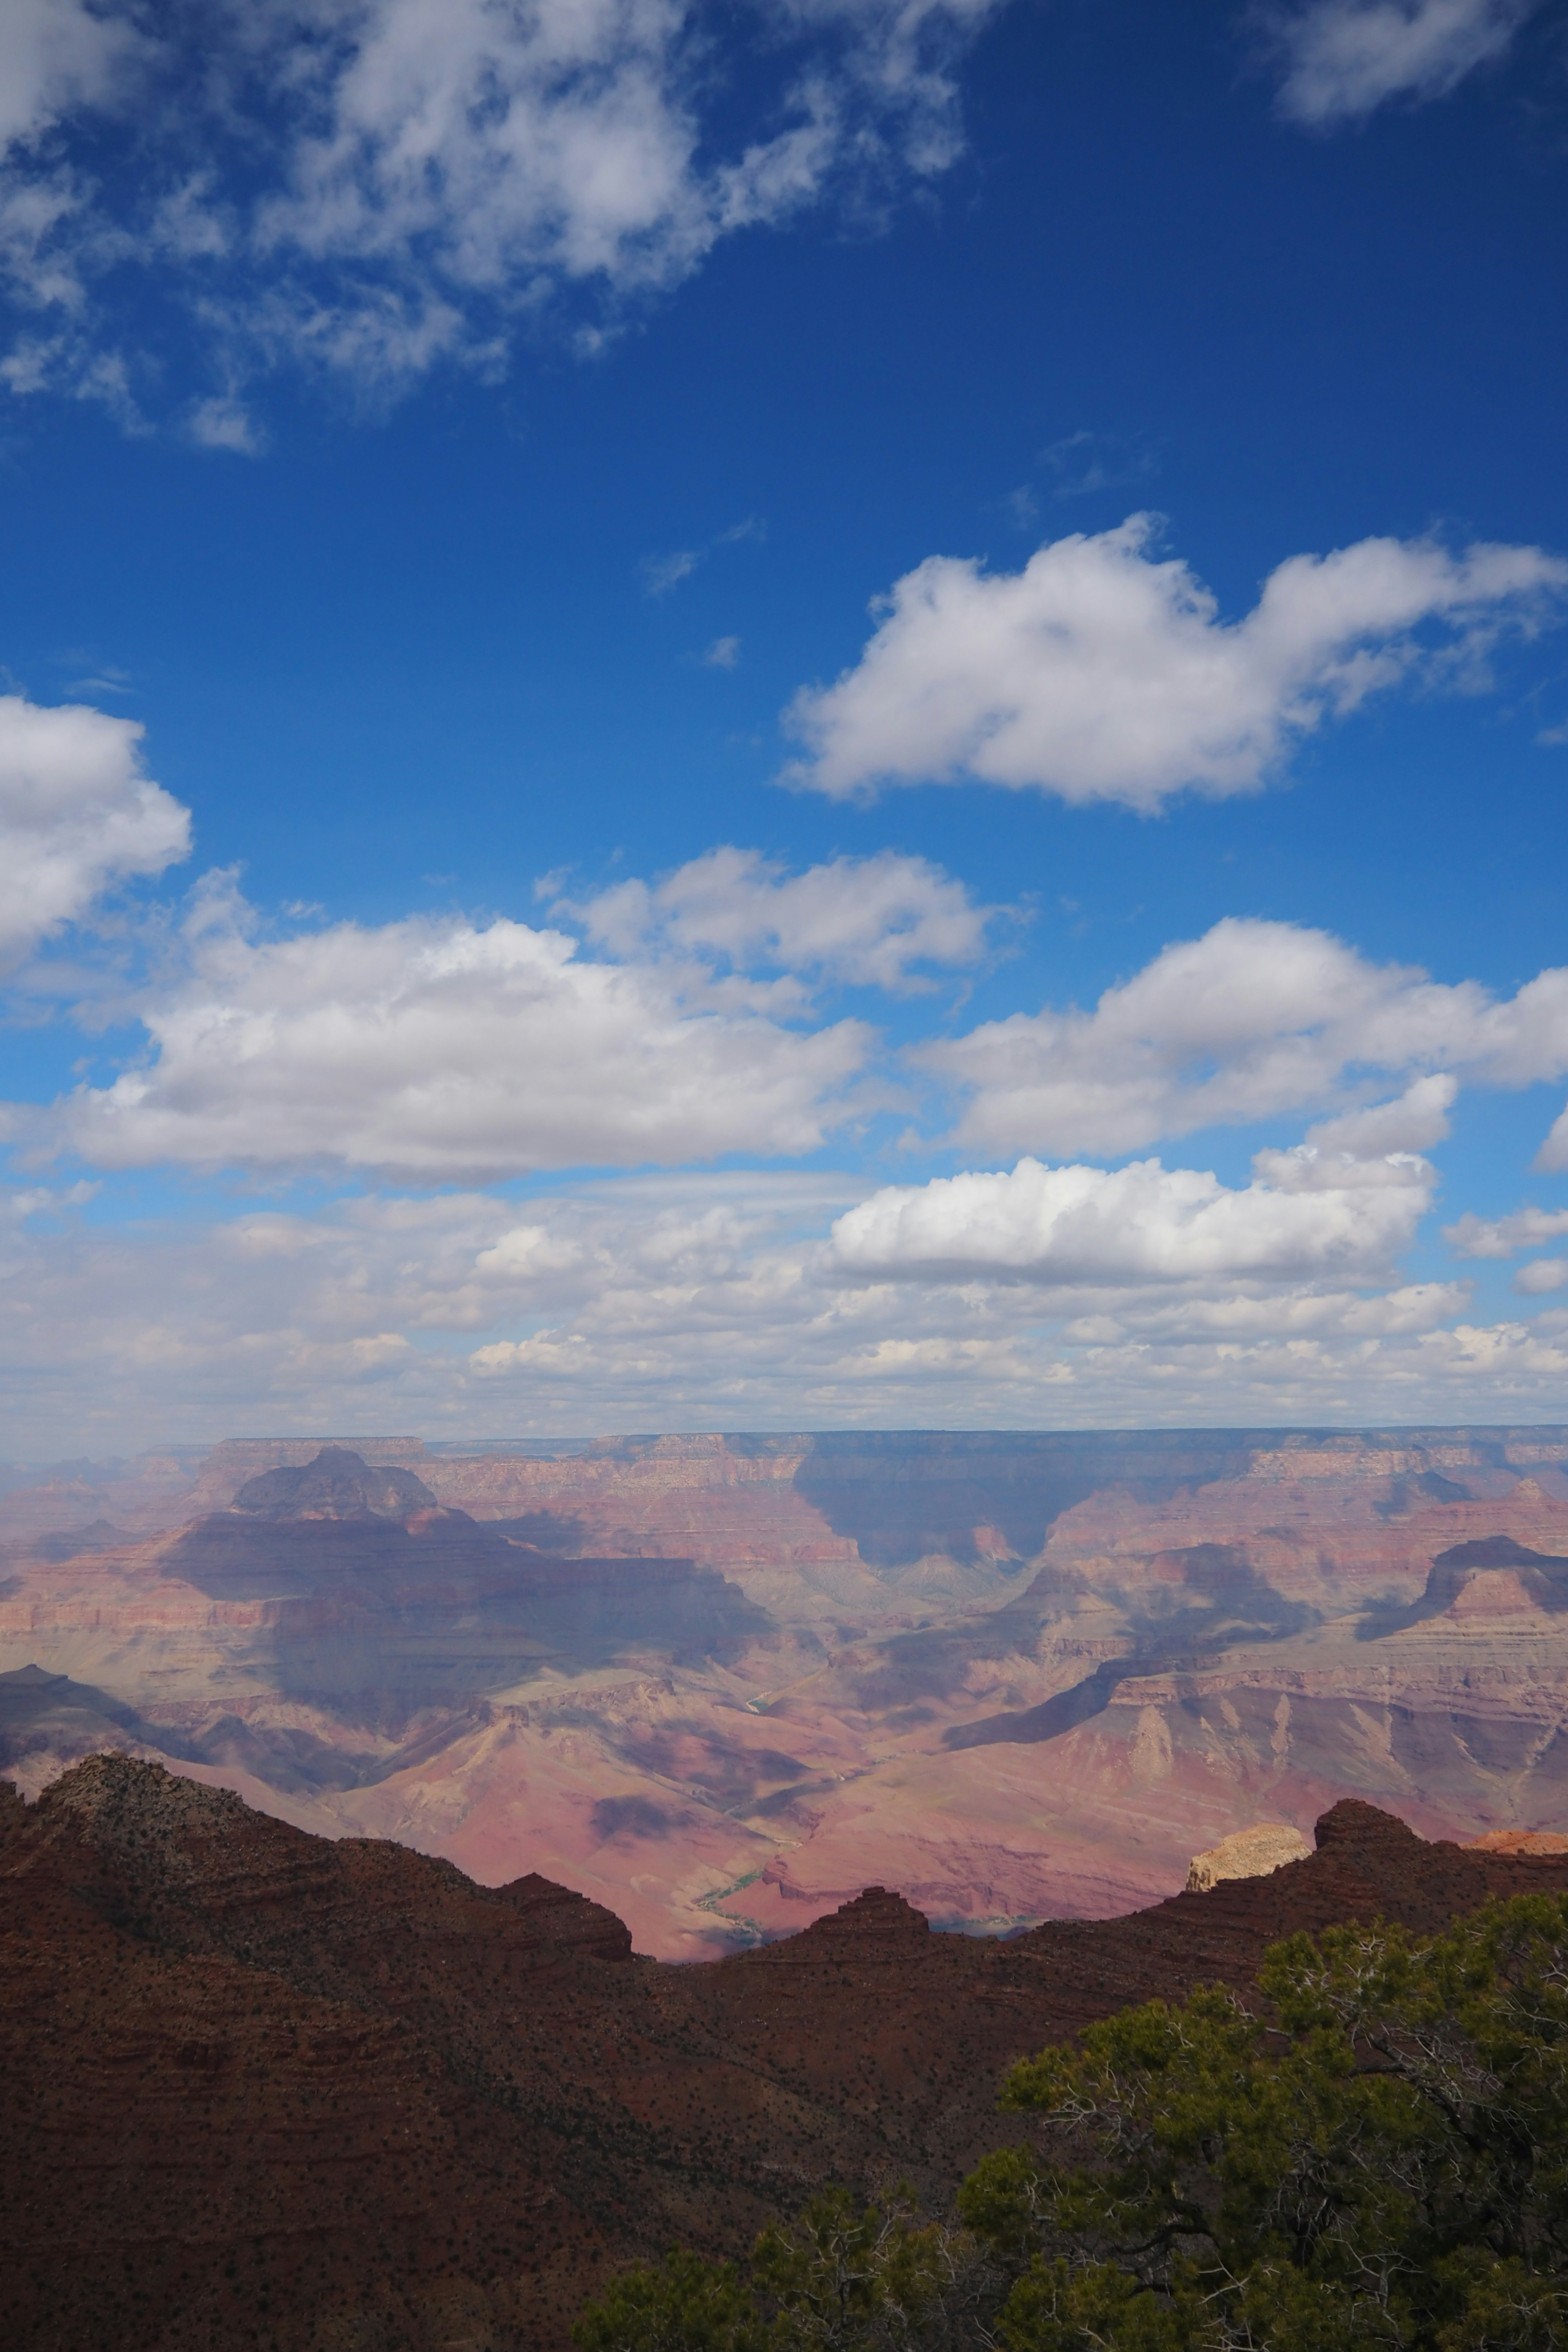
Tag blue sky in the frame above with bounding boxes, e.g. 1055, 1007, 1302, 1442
2, 0, 1568, 1452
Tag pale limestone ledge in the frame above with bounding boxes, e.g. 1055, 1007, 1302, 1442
1186, 1821, 1313, 1892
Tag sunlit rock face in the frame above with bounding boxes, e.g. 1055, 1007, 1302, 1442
1186, 1822, 1313, 1891
4, 1427, 1568, 1957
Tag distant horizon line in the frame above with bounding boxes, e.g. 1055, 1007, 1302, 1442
8, 1421, 1568, 1473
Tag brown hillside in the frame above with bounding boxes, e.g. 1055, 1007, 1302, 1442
5, 1757, 1568, 2352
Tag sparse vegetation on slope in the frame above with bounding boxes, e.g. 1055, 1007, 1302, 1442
577, 1895, 1568, 2350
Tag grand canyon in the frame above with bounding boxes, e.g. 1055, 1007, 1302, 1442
4, 1425, 1568, 1956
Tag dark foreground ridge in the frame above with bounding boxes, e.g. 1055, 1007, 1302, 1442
6, 1760, 1568, 2352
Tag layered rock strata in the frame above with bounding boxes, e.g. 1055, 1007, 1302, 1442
7, 1759, 1568, 2352
4, 1429, 1568, 1952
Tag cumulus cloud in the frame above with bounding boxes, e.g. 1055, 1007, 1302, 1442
2, 840, 1007, 1180
0, 693, 191, 971
1534, 1102, 1568, 1174
5, 876, 872, 1181
0, 0, 138, 152
16, 876, 1568, 1205
1, 1165, 1557, 1459
0, 0, 1004, 416
785, 517, 1566, 809
1445, 1203, 1568, 1257
829, 1148, 1432, 1286
1295, 1072, 1459, 1156
1268, 0, 1540, 128
921, 916, 1568, 1158
1514, 1258, 1568, 1295
570, 845, 1001, 991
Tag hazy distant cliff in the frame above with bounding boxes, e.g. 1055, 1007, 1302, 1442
3, 1425, 1568, 1953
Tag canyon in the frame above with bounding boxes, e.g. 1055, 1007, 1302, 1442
4, 1426, 1568, 1957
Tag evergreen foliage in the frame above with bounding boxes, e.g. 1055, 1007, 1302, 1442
573, 1894, 1568, 2352
570, 2185, 973, 2352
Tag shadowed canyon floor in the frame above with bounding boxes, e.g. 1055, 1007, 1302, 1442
5, 1429, 1568, 1953
7, 1759, 1568, 2352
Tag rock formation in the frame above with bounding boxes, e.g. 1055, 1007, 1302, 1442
5, 1429, 1568, 1953
1186, 1821, 1313, 1891
229, 1443, 439, 1520
6, 1760, 1568, 2352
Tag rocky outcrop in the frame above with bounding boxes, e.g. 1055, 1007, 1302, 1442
8, 1762, 1568, 2352
1186, 1822, 1313, 1891
230, 1444, 439, 1520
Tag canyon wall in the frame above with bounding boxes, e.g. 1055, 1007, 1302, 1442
3, 1426, 1568, 1956
7, 1758, 1568, 2352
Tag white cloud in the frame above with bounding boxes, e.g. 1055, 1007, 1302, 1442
829, 1148, 1432, 1287
703, 635, 741, 669
0, 0, 138, 152
1062, 1280, 1468, 1342
1294, 1072, 1458, 1155
643, 517, 764, 598
0, 330, 147, 429
0, 0, 1004, 415
16, 873, 1568, 1209
0, 1165, 1555, 1460
6, 874, 871, 1181
642, 549, 701, 597
1515, 1258, 1568, 1295
571, 845, 1000, 991
785, 516, 1567, 809
1269, 0, 1540, 128
186, 394, 265, 454
1534, 1102, 1568, 1175
921, 916, 1568, 1158
0, 693, 191, 971
1444, 1204, 1568, 1257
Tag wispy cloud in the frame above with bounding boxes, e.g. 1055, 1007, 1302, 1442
1039, 428, 1159, 499
0, 2, 1007, 429
641, 549, 702, 599
640, 516, 766, 598
568, 844, 1005, 993
1265, 0, 1542, 127
1446, 1204, 1568, 1257
8, 1158, 1564, 1459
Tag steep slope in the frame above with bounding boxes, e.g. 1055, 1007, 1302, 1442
6, 1758, 1568, 2352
